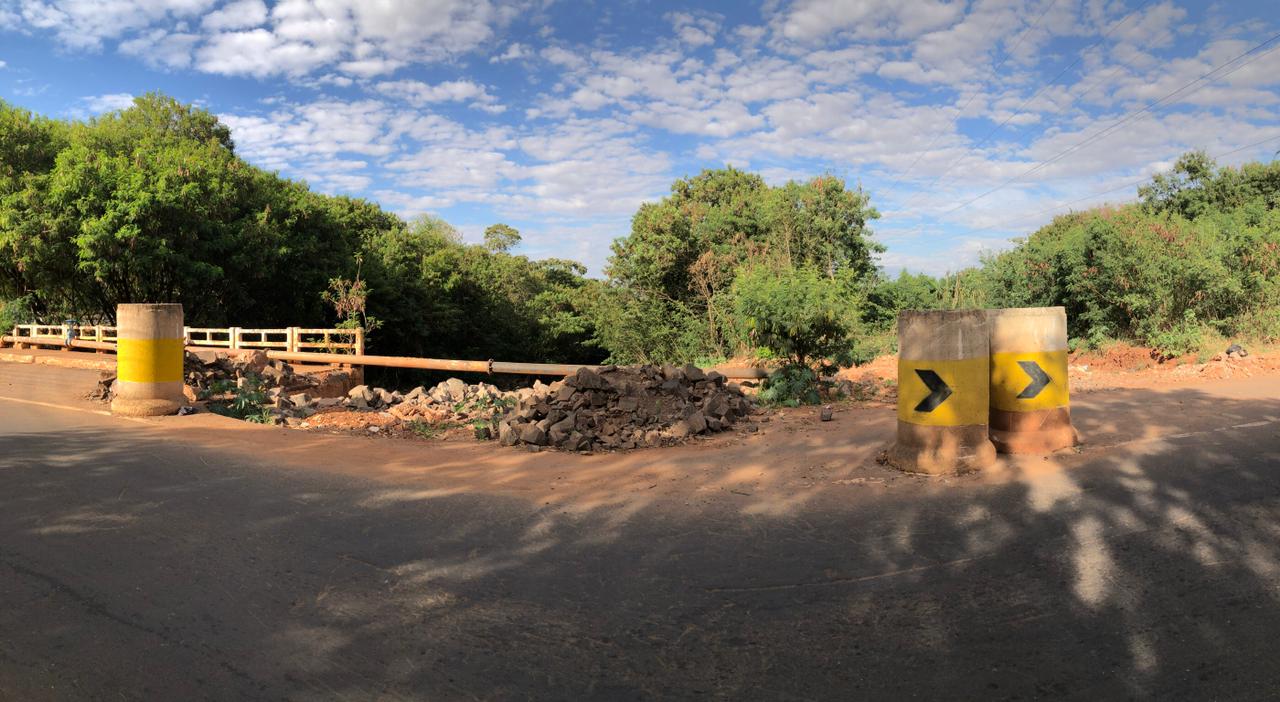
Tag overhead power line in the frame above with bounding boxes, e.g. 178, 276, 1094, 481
952, 133, 1280, 237
897, 0, 1154, 208
937, 30, 1280, 217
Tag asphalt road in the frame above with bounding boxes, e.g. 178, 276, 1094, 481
3, 371, 1280, 700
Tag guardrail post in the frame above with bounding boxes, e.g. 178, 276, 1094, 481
355, 327, 365, 356
287, 326, 299, 353
229, 326, 240, 350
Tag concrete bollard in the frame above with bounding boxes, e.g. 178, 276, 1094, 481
111, 304, 186, 417
988, 307, 1078, 453
887, 310, 996, 474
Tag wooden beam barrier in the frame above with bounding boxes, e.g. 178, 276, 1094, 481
0, 335, 772, 380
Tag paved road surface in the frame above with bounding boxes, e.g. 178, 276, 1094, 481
3, 365, 1280, 700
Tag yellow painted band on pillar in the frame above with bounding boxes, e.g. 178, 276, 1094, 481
116, 337, 185, 384
990, 350, 1069, 412
897, 357, 989, 427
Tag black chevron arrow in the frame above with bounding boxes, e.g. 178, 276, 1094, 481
913, 369, 952, 413
1016, 360, 1051, 399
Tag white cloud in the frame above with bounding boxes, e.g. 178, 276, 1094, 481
201, 0, 267, 31
337, 58, 407, 78
667, 11, 721, 48
8, 0, 515, 78
490, 42, 529, 63
119, 29, 200, 69
375, 79, 504, 112
12, 0, 216, 50
82, 93, 136, 114
774, 0, 964, 42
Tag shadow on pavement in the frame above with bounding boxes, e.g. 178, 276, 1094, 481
1, 387, 1280, 699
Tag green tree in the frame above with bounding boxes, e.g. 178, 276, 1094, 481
483, 223, 521, 253
600, 167, 881, 363
729, 263, 860, 369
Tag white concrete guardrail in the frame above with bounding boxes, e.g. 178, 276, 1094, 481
3, 325, 769, 380
9, 324, 363, 355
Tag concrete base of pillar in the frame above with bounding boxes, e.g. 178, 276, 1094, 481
886, 423, 997, 475
111, 397, 181, 417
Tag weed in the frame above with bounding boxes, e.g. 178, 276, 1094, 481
207, 375, 274, 423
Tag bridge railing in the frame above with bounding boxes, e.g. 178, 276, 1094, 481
9, 324, 363, 355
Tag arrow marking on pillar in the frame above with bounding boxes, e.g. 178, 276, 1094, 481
913, 369, 952, 413
1016, 360, 1051, 399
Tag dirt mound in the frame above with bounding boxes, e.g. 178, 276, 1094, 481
499, 364, 757, 452
1068, 344, 1164, 372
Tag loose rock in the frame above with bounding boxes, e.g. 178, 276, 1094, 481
499, 365, 754, 452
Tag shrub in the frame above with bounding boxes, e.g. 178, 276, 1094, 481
207, 376, 273, 423
729, 263, 859, 370
758, 364, 822, 407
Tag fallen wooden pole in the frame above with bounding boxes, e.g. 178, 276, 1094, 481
1, 335, 771, 380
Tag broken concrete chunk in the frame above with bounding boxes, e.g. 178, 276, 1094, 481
519, 423, 548, 446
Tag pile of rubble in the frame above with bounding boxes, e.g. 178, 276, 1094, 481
497, 364, 756, 451
184, 350, 320, 397
282, 378, 516, 432
89, 350, 330, 404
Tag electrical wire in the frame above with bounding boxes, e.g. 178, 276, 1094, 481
936, 30, 1280, 217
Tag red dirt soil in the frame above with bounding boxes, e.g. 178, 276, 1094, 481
837, 343, 1280, 397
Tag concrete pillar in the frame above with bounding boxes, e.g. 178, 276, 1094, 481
988, 307, 1079, 453
887, 309, 996, 474
111, 304, 186, 417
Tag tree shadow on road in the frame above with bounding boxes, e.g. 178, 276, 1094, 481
2, 387, 1280, 699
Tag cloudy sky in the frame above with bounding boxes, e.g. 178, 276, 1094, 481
2, 0, 1278, 275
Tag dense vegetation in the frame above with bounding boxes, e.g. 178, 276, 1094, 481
0, 94, 599, 367
969, 151, 1280, 357
2, 94, 1278, 394
591, 167, 880, 367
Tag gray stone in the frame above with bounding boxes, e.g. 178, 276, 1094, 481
519, 423, 548, 446
616, 396, 639, 412
498, 421, 519, 446
566, 431, 590, 451
444, 378, 467, 401
568, 367, 606, 390
704, 394, 729, 418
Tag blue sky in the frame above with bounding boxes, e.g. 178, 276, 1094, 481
2, 0, 1278, 276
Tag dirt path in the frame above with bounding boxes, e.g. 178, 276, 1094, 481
8, 358, 1280, 519
5, 362, 1280, 698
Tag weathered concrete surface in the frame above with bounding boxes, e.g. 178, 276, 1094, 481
4, 364, 1280, 699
